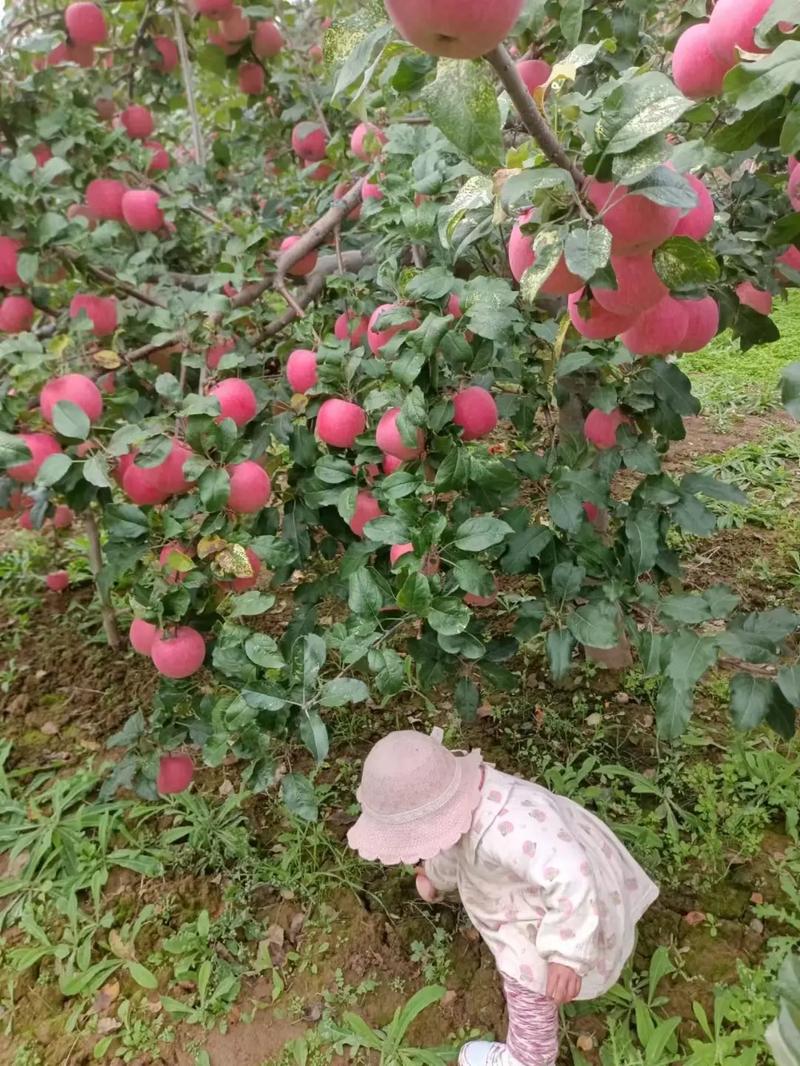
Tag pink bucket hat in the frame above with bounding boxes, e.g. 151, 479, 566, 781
347, 728, 483, 865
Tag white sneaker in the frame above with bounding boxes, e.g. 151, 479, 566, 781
458, 1042, 520, 1066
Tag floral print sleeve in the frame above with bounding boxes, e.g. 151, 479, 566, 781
424, 846, 459, 894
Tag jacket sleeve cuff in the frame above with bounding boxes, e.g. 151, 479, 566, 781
541, 952, 590, 978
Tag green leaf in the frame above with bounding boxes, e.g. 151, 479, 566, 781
0, 431, 33, 469
435, 448, 469, 491
454, 516, 512, 552
349, 567, 384, 616
364, 516, 409, 545
656, 681, 694, 739
83, 453, 112, 488
520, 228, 564, 303
199, 467, 230, 511
299, 710, 329, 763
730, 674, 774, 730
725, 41, 800, 112
780, 362, 800, 420
548, 486, 583, 532
660, 594, 711, 625
52, 400, 90, 441
36, 452, 72, 487
330, 23, 392, 102
632, 166, 699, 210
653, 238, 720, 288
281, 773, 318, 822
453, 560, 496, 597
502, 525, 553, 575
625, 509, 660, 575
319, 677, 369, 708
566, 601, 619, 649
422, 59, 504, 171
777, 665, 800, 707
682, 473, 748, 506
104, 504, 149, 539
428, 598, 471, 636
560, 0, 583, 46
230, 591, 275, 616
126, 961, 158, 989
244, 633, 284, 669
597, 73, 693, 154
397, 572, 432, 615
665, 632, 718, 689
547, 628, 574, 681
454, 677, 480, 721
563, 224, 612, 281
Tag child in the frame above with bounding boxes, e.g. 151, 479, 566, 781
347, 729, 658, 1066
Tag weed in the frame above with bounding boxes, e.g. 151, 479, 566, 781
410, 927, 454, 986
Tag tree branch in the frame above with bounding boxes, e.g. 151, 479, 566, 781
173, 4, 205, 168
259, 251, 370, 339
272, 178, 365, 298
84, 510, 121, 650
59, 250, 167, 308
485, 44, 585, 188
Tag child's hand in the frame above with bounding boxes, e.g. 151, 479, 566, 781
415, 868, 440, 903
546, 962, 582, 1004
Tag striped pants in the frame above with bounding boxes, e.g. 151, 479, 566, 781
503, 977, 560, 1066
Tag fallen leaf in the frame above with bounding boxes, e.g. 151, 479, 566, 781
97, 1017, 122, 1035
684, 911, 706, 926
40, 721, 59, 735
91, 979, 120, 1014
108, 929, 134, 960
218, 778, 234, 796
750, 892, 764, 905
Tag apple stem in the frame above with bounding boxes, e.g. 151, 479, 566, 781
84, 510, 121, 650
485, 44, 585, 189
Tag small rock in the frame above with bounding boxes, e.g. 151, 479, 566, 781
750, 892, 764, 905
586, 712, 602, 727
615, 692, 631, 705
40, 721, 59, 735
683, 911, 706, 926
577, 1034, 595, 1052
218, 778, 234, 796
441, 990, 457, 1009
749, 918, 764, 934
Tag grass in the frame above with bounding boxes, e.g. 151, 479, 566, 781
683, 291, 800, 416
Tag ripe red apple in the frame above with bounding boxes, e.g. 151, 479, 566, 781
151, 626, 206, 679
129, 617, 157, 654
316, 398, 366, 448
350, 122, 387, 162
367, 303, 416, 355
7, 432, 62, 482
308, 162, 333, 182
123, 464, 169, 505
95, 96, 115, 120
333, 183, 361, 222
0, 236, 22, 287
464, 586, 498, 608
586, 180, 681, 254
583, 501, 601, 525
778, 245, 800, 273
122, 440, 194, 504
238, 62, 264, 95
152, 35, 178, 72
195, 0, 234, 16
85, 178, 127, 221
227, 460, 272, 513
53, 504, 74, 529
69, 294, 118, 336
383, 0, 524, 59
707, 0, 774, 65
736, 282, 772, 315
253, 19, 284, 57
209, 378, 257, 426
334, 309, 369, 347
156, 752, 194, 794
383, 454, 402, 475
286, 349, 318, 393
46, 570, 70, 592
508, 210, 583, 295
207, 337, 235, 369
619, 295, 690, 357
349, 490, 383, 537
120, 104, 154, 140
678, 296, 720, 353
308, 43, 323, 62
291, 122, 328, 162
584, 408, 627, 450
361, 177, 383, 201
32, 144, 53, 167
568, 289, 636, 340
219, 546, 261, 592
279, 235, 318, 277
452, 386, 498, 441
516, 58, 551, 93
219, 6, 250, 41
593, 253, 667, 316
672, 23, 732, 99
40, 373, 103, 424
207, 28, 241, 54
390, 543, 439, 574
789, 167, 800, 211
0, 296, 34, 334
121, 189, 164, 231
144, 140, 170, 172
65, 2, 106, 45
376, 406, 425, 460
672, 174, 715, 239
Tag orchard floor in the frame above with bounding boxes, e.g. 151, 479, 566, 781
2, 307, 800, 1066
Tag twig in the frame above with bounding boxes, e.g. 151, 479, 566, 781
275, 279, 306, 318
485, 44, 585, 188
59, 250, 166, 308
333, 223, 345, 276
306, 80, 331, 138
129, 0, 152, 98
84, 510, 121, 650
148, 179, 235, 233
173, 5, 205, 167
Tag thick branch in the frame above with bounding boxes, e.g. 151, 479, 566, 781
485, 44, 585, 188
173, 5, 206, 168
259, 251, 370, 339
273, 178, 365, 293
